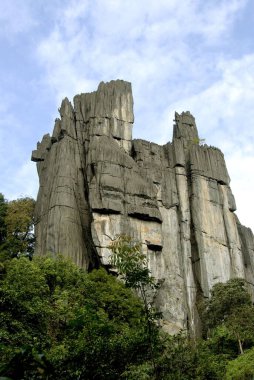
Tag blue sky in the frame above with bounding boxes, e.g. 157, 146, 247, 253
1, 0, 254, 231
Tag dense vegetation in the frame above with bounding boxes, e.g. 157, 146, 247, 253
0, 194, 35, 261
1, 193, 254, 379
0, 256, 152, 379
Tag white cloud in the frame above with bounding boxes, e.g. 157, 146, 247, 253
0, 93, 38, 201
34, 0, 248, 162
36, 0, 246, 106
0, 0, 37, 39
165, 53, 254, 230
34, 0, 254, 232
1, 0, 253, 232
227, 152, 254, 230
3, 162, 38, 201
165, 53, 254, 149
192, 0, 246, 41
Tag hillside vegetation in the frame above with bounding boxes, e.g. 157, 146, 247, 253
1, 193, 254, 379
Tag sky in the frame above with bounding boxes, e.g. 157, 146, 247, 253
0, 0, 254, 231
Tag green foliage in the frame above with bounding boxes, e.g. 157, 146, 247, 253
0, 193, 7, 245
225, 305, 254, 352
1, 239, 254, 379
121, 361, 154, 379
155, 333, 197, 380
201, 278, 254, 354
109, 235, 154, 289
5, 197, 35, 256
194, 333, 233, 380
125, 332, 228, 380
202, 278, 252, 331
204, 324, 239, 357
0, 195, 35, 261
109, 235, 161, 332
187, 137, 206, 148
225, 347, 254, 380
109, 235, 162, 379
192, 137, 205, 145
151, 279, 254, 380
0, 256, 150, 379
151, 331, 235, 380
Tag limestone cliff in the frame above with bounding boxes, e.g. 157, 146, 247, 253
32, 80, 254, 336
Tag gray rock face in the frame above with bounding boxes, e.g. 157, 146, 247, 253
32, 80, 254, 336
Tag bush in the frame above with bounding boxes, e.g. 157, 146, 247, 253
0, 256, 151, 379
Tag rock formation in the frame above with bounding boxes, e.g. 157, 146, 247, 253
32, 80, 254, 336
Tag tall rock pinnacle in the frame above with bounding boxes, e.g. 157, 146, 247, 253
32, 80, 254, 336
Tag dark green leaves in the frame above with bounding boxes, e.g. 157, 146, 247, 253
0, 256, 149, 379
0, 195, 35, 261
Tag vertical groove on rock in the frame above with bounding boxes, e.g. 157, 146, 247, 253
236, 219, 254, 298
74, 115, 100, 270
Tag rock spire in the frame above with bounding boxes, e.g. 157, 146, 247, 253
32, 80, 254, 335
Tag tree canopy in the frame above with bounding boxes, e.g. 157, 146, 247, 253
1, 228, 254, 379
202, 278, 254, 355
0, 193, 7, 245
0, 255, 152, 379
0, 195, 35, 260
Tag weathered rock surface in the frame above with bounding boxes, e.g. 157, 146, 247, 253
32, 80, 254, 336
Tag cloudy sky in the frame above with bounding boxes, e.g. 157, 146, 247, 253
1, 0, 254, 230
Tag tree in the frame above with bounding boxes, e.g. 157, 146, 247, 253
109, 235, 161, 378
0, 196, 35, 260
0, 255, 151, 379
0, 193, 7, 245
202, 278, 254, 354
187, 137, 206, 148
225, 305, 254, 354
225, 346, 254, 380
